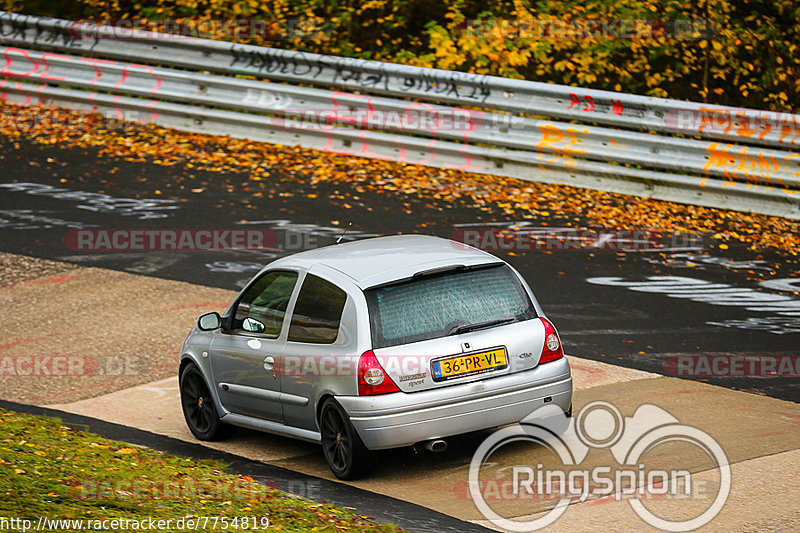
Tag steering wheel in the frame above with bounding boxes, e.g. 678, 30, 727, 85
263, 295, 290, 310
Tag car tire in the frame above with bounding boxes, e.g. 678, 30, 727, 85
319, 400, 371, 480
180, 363, 232, 441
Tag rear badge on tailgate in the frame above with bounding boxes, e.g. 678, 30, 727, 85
431, 347, 508, 382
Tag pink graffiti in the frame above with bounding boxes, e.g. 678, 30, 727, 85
398, 138, 439, 166
446, 107, 482, 171
0, 79, 32, 106
38, 53, 68, 82
1, 48, 38, 77
115, 64, 162, 123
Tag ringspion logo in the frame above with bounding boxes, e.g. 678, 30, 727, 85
469, 401, 730, 531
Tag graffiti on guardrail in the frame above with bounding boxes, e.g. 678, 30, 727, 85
242, 88, 293, 109
227, 44, 494, 102
536, 124, 589, 156
665, 107, 800, 145
0, 13, 80, 48
0, 47, 164, 123
567, 93, 627, 117
229, 45, 317, 77
12, 40, 796, 190
703, 142, 800, 187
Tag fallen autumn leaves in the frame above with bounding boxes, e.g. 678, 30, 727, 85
1, 102, 798, 256
0, 409, 402, 532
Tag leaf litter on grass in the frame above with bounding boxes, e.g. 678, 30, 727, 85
0, 409, 402, 532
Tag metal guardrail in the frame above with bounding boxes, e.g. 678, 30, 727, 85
1, 12, 799, 219
3, 47, 799, 188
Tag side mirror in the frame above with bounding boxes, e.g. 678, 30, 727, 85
198, 312, 222, 331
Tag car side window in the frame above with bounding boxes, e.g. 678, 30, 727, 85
231, 270, 298, 336
288, 274, 347, 344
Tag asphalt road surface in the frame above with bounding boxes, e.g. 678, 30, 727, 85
1, 139, 798, 402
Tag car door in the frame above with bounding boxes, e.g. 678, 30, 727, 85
208, 269, 299, 422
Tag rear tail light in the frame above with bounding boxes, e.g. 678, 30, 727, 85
539, 318, 564, 364
358, 350, 401, 396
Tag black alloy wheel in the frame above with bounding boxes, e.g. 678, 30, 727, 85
180, 363, 230, 440
320, 400, 371, 480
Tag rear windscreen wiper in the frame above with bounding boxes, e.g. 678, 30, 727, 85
448, 317, 515, 336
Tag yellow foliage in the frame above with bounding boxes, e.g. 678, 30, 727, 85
62, 0, 800, 109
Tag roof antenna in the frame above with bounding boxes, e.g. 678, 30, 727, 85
336, 222, 352, 244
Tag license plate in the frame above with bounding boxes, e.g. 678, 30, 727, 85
431, 347, 507, 382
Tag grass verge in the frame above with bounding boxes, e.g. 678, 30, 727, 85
0, 408, 403, 532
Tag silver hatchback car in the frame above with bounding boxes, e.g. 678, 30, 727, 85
179, 235, 572, 479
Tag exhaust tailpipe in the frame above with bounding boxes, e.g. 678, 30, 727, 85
423, 439, 447, 453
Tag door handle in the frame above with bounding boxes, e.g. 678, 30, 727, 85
263, 356, 275, 370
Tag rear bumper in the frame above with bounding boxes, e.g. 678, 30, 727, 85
337, 357, 572, 450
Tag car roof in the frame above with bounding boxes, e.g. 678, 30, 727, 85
266, 234, 503, 289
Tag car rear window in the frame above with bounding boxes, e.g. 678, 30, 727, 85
365, 264, 537, 348
288, 274, 347, 344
